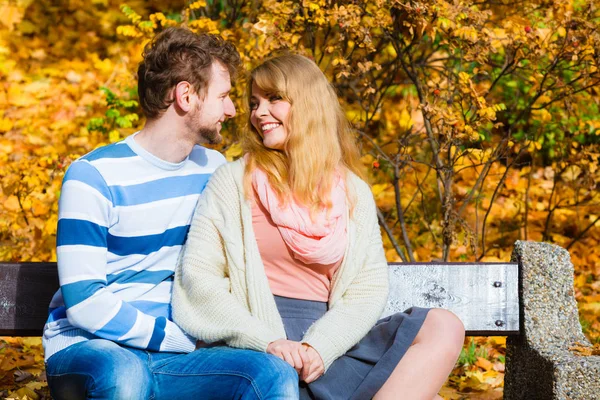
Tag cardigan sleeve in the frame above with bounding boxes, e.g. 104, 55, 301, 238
171, 166, 284, 352
301, 184, 389, 371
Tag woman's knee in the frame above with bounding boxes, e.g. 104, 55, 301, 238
415, 309, 465, 349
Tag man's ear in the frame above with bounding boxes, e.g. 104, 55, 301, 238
174, 81, 194, 113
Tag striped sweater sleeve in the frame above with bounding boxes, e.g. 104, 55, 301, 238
56, 160, 195, 353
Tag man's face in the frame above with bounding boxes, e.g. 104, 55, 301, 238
186, 62, 236, 145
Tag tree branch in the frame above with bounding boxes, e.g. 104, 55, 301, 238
377, 207, 408, 262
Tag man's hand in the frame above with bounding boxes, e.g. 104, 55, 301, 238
300, 344, 324, 383
267, 339, 309, 374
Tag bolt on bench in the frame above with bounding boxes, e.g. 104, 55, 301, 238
1, 241, 598, 399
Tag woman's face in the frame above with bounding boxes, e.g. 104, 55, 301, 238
250, 82, 291, 151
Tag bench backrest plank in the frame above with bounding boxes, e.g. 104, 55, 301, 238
0, 262, 520, 336
382, 263, 519, 335
0, 263, 58, 336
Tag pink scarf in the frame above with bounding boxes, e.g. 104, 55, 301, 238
252, 168, 348, 265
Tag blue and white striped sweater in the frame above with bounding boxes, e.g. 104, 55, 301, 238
42, 133, 226, 360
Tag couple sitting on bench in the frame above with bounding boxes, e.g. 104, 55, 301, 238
43, 27, 464, 400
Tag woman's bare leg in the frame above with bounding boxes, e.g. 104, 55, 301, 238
373, 309, 465, 400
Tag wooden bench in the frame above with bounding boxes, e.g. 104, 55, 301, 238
0, 262, 59, 336
0, 262, 518, 337
1, 241, 598, 399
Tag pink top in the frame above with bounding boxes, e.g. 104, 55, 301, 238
251, 192, 343, 302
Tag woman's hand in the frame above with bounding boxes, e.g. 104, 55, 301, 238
267, 339, 309, 374
300, 344, 325, 383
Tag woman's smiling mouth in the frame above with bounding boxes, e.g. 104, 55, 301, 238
261, 123, 281, 134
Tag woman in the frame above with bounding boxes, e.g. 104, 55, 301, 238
172, 54, 464, 399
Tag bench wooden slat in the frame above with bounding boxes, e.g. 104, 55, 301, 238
0, 263, 58, 336
0, 262, 520, 337
382, 263, 519, 335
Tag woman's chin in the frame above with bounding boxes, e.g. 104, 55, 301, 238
263, 141, 285, 151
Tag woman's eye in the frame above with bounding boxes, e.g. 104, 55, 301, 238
250, 103, 258, 110
269, 95, 282, 102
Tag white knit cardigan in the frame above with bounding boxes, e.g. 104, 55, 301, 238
172, 159, 389, 371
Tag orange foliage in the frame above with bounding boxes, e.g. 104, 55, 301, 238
1, 0, 599, 398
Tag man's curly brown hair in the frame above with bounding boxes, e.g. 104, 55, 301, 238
137, 27, 241, 119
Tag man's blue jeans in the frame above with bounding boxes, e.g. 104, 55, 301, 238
45, 339, 299, 400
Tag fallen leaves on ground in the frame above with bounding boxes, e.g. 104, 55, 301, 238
569, 341, 600, 356
0, 338, 50, 400
440, 337, 506, 398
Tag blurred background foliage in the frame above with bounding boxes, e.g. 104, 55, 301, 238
0, 0, 599, 398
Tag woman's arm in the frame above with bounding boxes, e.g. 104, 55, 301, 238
302, 191, 389, 371
172, 173, 284, 353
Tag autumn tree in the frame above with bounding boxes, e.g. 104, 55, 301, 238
111, 0, 600, 263
1, 0, 599, 397
3, 0, 598, 263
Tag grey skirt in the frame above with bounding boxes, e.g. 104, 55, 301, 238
274, 295, 430, 400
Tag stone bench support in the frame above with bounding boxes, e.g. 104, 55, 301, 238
505, 241, 600, 400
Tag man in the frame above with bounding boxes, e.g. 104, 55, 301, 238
43, 27, 298, 400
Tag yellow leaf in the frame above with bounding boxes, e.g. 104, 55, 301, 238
25, 381, 47, 391
475, 356, 494, 371
479, 255, 502, 262
0, 118, 14, 132
116, 25, 142, 38
575, 274, 587, 288
385, 43, 397, 58
31, 200, 50, 216
65, 70, 82, 84
188, 0, 207, 10
0, 4, 25, 31
385, 248, 403, 262
224, 143, 243, 161
570, 342, 600, 356
109, 130, 121, 143
0, 142, 13, 153
27, 134, 46, 145
4, 195, 20, 212
11, 386, 38, 400
398, 109, 413, 130
562, 165, 581, 182
8, 85, 36, 107
460, 369, 490, 391
371, 184, 389, 196
24, 81, 51, 99
580, 302, 600, 313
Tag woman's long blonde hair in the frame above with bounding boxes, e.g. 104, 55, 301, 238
242, 54, 365, 212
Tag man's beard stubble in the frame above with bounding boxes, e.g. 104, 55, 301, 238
198, 126, 222, 145
186, 102, 223, 145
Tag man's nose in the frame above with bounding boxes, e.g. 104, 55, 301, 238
224, 97, 236, 118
